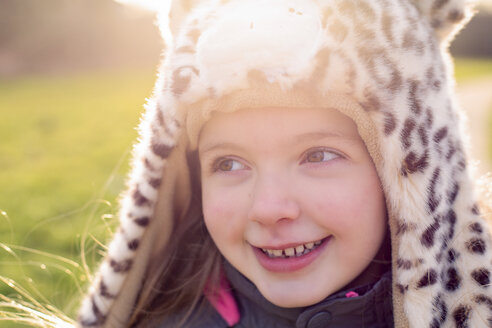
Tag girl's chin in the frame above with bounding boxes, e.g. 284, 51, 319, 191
257, 283, 331, 308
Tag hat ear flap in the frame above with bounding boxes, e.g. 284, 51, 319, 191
411, 0, 475, 43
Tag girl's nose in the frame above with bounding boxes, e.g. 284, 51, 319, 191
247, 174, 300, 225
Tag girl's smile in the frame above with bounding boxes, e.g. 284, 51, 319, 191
199, 106, 387, 308
252, 236, 331, 273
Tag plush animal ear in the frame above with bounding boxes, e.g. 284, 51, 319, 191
411, 0, 476, 43
156, 0, 204, 47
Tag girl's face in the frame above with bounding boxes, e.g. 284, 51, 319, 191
199, 107, 386, 308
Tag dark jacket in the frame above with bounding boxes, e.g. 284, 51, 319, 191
161, 262, 393, 328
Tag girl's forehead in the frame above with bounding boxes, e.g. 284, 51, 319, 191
198, 107, 362, 151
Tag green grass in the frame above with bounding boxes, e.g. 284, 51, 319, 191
0, 69, 156, 325
489, 104, 492, 160
454, 58, 492, 167
0, 58, 491, 327
454, 57, 492, 82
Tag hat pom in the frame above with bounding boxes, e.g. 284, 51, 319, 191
411, 0, 475, 43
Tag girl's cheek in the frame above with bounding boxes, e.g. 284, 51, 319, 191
203, 189, 244, 233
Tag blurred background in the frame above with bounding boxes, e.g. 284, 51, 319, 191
0, 0, 491, 326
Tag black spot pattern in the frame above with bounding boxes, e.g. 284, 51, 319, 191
417, 269, 438, 288
144, 157, 158, 172
448, 10, 464, 23
408, 80, 423, 115
426, 67, 442, 91
128, 239, 140, 251
403, 150, 429, 175
447, 182, 459, 205
397, 283, 408, 294
397, 258, 412, 270
433, 127, 448, 143
156, 107, 165, 127
447, 248, 458, 263
383, 111, 397, 135
100, 280, 116, 299
471, 268, 490, 287
134, 216, 150, 227
432, 19, 443, 29
148, 178, 162, 189
421, 217, 440, 248
426, 108, 434, 128
151, 141, 174, 159
79, 296, 106, 326
445, 139, 456, 160
357, 46, 398, 91
453, 305, 471, 328
444, 209, 457, 240
418, 125, 429, 146
431, 294, 448, 327
469, 222, 483, 234
427, 168, 441, 213
388, 70, 403, 93
155, 106, 175, 136
430, 318, 440, 328
402, 30, 424, 54
110, 259, 133, 273
475, 294, 492, 308
401, 118, 416, 149
132, 188, 151, 207
444, 267, 461, 291
433, 0, 450, 11
466, 238, 486, 255
171, 66, 199, 96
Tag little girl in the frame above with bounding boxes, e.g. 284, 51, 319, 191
78, 0, 492, 327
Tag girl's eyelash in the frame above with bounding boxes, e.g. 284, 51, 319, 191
300, 147, 343, 163
207, 148, 342, 173
210, 156, 245, 173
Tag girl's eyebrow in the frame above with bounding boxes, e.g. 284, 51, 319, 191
199, 130, 358, 155
294, 131, 358, 143
199, 142, 246, 156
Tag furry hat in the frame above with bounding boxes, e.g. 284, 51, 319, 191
78, 0, 492, 327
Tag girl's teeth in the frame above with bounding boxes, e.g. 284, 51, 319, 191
260, 238, 325, 258
273, 249, 283, 257
284, 247, 295, 256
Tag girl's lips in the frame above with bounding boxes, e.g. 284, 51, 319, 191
252, 236, 331, 273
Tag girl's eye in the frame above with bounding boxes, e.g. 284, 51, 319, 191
214, 158, 245, 172
304, 149, 339, 163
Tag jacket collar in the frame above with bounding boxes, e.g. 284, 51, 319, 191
224, 260, 393, 327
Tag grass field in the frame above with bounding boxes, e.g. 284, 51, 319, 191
454, 57, 492, 82
0, 69, 156, 324
0, 58, 491, 326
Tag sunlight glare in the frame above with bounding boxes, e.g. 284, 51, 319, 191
115, 0, 161, 11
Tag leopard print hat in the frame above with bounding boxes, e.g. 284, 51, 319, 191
78, 0, 492, 327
